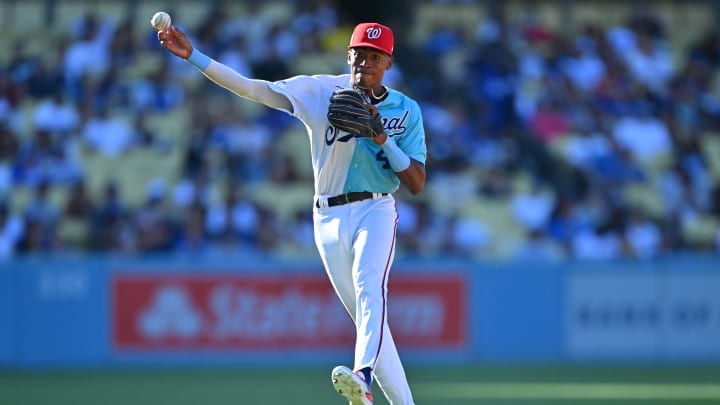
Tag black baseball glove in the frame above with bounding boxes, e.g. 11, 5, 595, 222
327, 88, 384, 138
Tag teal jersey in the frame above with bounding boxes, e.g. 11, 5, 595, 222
343, 89, 426, 194
268, 74, 426, 196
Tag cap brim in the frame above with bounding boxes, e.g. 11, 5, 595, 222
348, 42, 392, 56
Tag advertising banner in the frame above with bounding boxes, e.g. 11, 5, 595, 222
566, 271, 720, 359
113, 272, 467, 351
661, 273, 720, 356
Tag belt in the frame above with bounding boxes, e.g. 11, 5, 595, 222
316, 192, 388, 208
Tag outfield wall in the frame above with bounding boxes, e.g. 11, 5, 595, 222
0, 255, 718, 368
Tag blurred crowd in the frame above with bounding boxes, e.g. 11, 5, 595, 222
0, 0, 719, 260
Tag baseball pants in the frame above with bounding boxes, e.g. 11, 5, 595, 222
313, 194, 415, 405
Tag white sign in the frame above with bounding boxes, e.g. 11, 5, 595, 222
566, 271, 720, 359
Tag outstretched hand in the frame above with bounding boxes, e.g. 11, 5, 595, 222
157, 26, 193, 59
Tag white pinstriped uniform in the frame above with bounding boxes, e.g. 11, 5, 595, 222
268, 73, 426, 405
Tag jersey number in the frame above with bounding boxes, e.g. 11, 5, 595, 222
329, 126, 391, 169
376, 150, 390, 169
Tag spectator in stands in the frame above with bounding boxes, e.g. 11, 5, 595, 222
283, 209, 316, 257
250, 44, 291, 82
174, 200, 208, 254
181, 115, 213, 179
562, 118, 613, 173
291, 0, 339, 53
611, 101, 672, 163
621, 29, 674, 94
24, 180, 60, 228
255, 206, 281, 253
0, 201, 25, 259
172, 172, 213, 209
559, 36, 606, 92
571, 221, 624, 260
89, 181, 129, 251
81, 105, 136, 157
529, 97, 570, 143
204, 183, 261, 251
0, 74, 23, 129
447, 214, 492, 257
394, 198, 421, 256
6, 41, 40, 96
133, 178, 176, 252
624, 209, 663, 259
0, 125, 18, 196
21, 180, 60, 252
64, 179, 95, 220
209, 109, 272, 182
546, 198, 577, 250
513, 229, 566, 261
1, 1, 719, 260
63, 13, 117, 100
396, 199, 448, 257
128, 60, 186, 112
109, 18, 139, 69
16, 219, 55, 253
26, 56, 65, 99
422, 24, 465, 58
33, 88, 80, 136
510, 180, 555, 233
217, 35, 253, 77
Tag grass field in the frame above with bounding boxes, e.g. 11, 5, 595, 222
1, 364, 720, 404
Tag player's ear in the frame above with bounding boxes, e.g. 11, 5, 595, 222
386, 55, 394, 71
347, 50, 353, 65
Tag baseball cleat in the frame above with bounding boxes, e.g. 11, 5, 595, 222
331, 365, 373, 405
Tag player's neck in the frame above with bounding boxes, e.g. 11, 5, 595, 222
355, 84, 388, 103
369, 86, 387, 100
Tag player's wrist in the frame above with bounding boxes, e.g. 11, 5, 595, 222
374, 132, 388, 145
186, 48, 211, 71
380, 136, 411, 172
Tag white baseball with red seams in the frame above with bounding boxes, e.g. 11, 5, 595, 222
150, 11, 171, 31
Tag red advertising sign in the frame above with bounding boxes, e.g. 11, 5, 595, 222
112, 272, 466, 351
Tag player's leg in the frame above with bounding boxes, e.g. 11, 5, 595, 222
371, 326, 414, 404
315, 206, 373, 404
352, 196, 415, 404
313, 206, 356, 316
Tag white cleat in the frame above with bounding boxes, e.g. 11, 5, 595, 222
331, 365, 373, 405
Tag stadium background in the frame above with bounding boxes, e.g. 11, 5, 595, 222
1, 0, 720, 404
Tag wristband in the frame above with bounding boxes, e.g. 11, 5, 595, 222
186, 49, 211, 71
381, 137, 411, 172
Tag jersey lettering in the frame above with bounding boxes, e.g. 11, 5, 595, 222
327, 109, 409, 147
382, 110, 409, 137
326, 126, 356, 145
325, 126, 337, 145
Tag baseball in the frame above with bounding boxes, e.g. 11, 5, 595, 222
150, 11, 171, 31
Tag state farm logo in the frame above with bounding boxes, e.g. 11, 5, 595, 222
208, 285, 345, 340
138, 286, 203, 339
366, 27, 382, 39
113, 274, 466, 350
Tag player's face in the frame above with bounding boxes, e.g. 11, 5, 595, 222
348, 47, 393, 89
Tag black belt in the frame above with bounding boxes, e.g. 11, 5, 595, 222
316, 192, 388, 208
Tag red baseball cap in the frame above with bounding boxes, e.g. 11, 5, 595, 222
348, 22, 394, 56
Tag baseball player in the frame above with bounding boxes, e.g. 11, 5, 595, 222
157, 21, 426, 405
